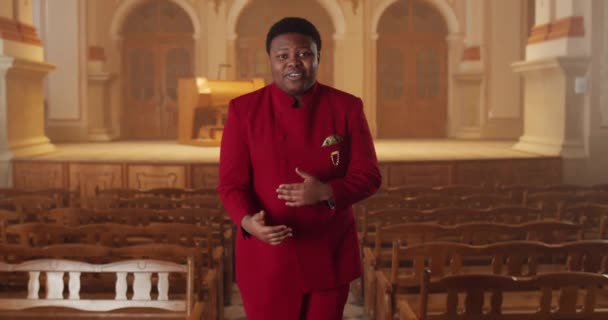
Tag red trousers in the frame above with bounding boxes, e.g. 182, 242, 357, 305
241, 284, 350, 320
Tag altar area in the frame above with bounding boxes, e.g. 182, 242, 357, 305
11, 139, 561, 199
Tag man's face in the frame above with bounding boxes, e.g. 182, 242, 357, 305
269, 32, 320, 97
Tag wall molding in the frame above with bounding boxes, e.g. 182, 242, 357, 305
528, 16, 584, 44
0, 17, 42, 46
462, 46, 481, 61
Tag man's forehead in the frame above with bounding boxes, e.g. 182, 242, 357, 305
270, 36, 317, 51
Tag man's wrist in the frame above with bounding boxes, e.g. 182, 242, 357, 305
240, 215, 250, 232
318, 182, 334, 202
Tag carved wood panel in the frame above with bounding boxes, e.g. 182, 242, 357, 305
387, 162, 452, 187
68, 163, 123, 199
510, 158, 562, 185
127, 165, 186, 190
453, 160, 514, 186
12, 161, 65, 190
454, 158, 562, 186
191, 164, 219, 189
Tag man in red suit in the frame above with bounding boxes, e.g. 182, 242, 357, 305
218, 17, 381, 320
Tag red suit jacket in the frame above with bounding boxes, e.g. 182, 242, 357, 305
218, 82, 381, 318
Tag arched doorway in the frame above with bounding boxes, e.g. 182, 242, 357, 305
121, 0, 195, 139
377, 0, 448, 138
235, 0, 335, 86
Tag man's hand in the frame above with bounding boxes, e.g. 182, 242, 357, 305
276, 168, 333, 207
241, 210, 292, 245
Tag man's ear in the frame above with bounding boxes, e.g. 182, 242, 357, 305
317, 50, 321, 64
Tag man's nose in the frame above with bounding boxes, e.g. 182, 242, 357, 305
286, 55, 302, 67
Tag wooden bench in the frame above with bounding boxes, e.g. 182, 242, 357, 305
374, 240, 608, 320
362, 220, 582, 319
399, 271, 608, 320
561, 203, 608, 239
0, 244, 210, 319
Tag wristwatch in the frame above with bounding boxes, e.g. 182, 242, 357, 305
326, 199, 336, 210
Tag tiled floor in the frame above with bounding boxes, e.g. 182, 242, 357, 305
224, 281, 368, 320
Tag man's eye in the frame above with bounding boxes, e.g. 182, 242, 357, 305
276, 54, 288, 60
298, 52, 311, 57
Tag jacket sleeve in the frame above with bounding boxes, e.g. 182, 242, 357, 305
217, 100, 257, 237
327, 98, 382, 211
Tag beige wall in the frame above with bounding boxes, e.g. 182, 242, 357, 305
15, 0, 34, 25
582, 0, 608, 184
513, 0, 608, 184
45, 0, 81, 121
0, 1, 14, 19
27, 0, 607, 185
0, 0, 55, 187
478, 0, 524, 139
35, 0, 533, 142
40, 0, 88, 141
485, 0, 523, 120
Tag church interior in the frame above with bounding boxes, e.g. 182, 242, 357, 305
0, 0, 607, 319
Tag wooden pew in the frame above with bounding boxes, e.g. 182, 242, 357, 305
457, 193, 511, 209
380, 186, 433, 198
375, 240, 608, 320
399, 271, 608, 320
403, 194, 457, 210
526, 191, 579, 219
3, 223, 225, 319
0, 210, 21, 243
0, 244, 208, 319
430, 185, 488, 197
561, 203, 608, 239
363, 220, 582, 319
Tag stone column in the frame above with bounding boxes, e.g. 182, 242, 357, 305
445, 32, 465, 137
0, 0, 55, 187
452, 0, 484, 138
226, 35, 237, 80
86, 0, 116, 141
367, 33, 378, 137
87, 68, 116, 141
512, 0, 589, 183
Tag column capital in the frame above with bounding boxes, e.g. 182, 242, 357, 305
446, 32, 465, 45
512, 56, 590, 77
88, 71, 114, 83
0, 55, 16, 71
0, 55, 55, 76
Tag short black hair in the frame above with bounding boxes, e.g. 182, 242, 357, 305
265, 17, 322, 54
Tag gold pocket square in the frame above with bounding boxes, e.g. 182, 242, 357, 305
321, 134, 343, 147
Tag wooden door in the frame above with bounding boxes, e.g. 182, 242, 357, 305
124, 42, 159, 139
377, 0, 447, 138
123, 40, 193, 139
121, 0, 194, 139
407, 37, 447, 137
158, 41, 194, 138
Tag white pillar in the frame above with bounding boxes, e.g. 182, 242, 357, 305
452, 0, 484, 138
0, 57, 14, 187
44, 0, 87, 141
445, 33, 465, 137
0, 0, 55, 187
87, 72, 115, 141
513, 0, 592, 184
